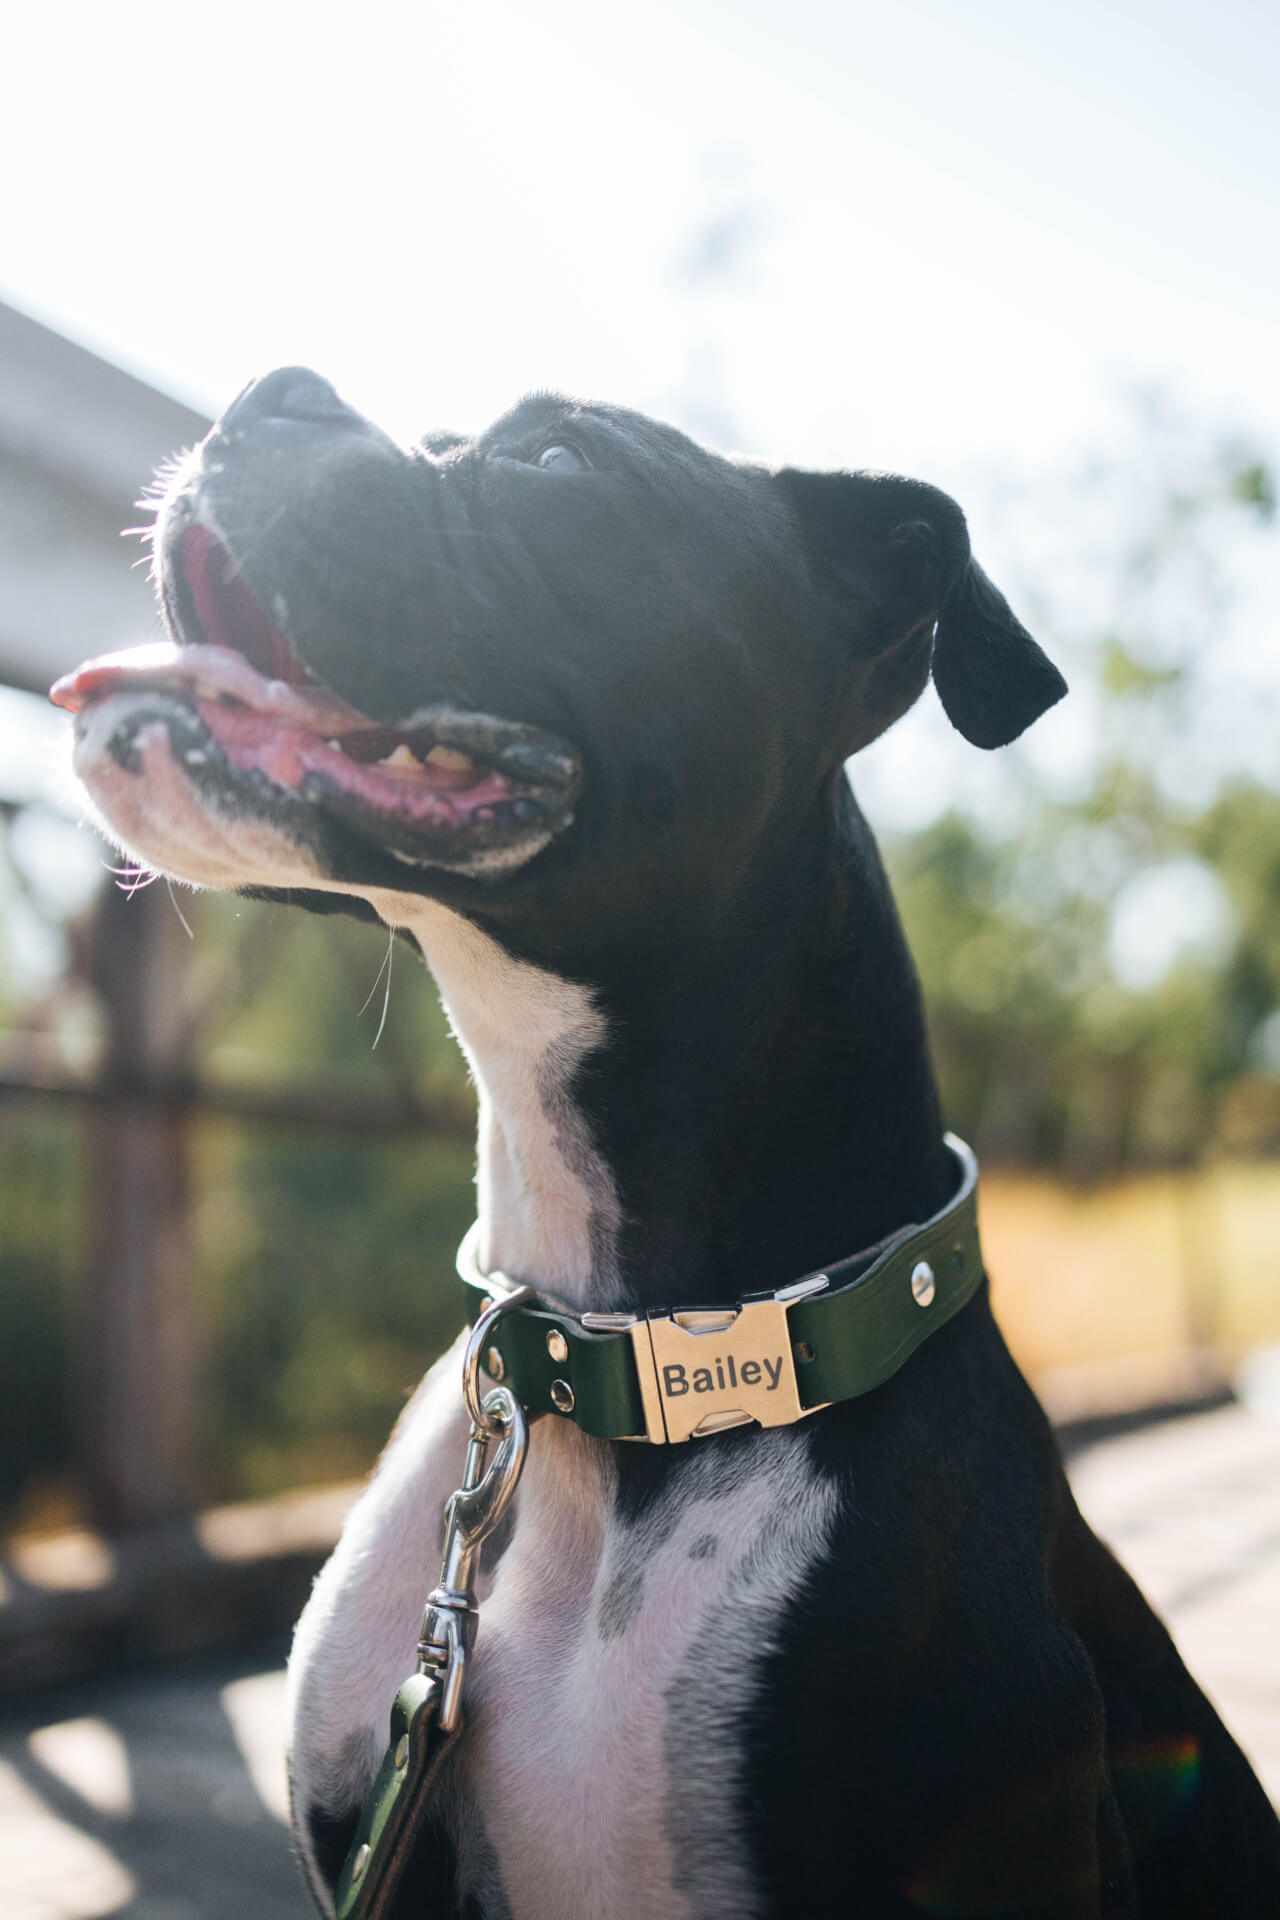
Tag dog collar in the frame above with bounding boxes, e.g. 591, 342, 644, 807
458, 1133, 982, 1444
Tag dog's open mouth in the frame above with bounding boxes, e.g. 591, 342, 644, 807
51, 524, 582, 874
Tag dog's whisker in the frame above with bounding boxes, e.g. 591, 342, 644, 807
165, 878, 195, 939
137, 455, 192, 510
112, 865, 160, 895
357, 930, 395, 1049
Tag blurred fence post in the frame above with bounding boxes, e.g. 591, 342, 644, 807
1175, 1166, 1228, 1392
79, 878, 199, 1531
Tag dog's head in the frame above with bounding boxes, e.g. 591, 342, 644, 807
55, 368, 1064, 959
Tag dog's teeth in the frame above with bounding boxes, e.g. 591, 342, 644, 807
379, 743, 420, 770
184, 749, 208, 766
423, 744, 475, 774
326, 739, 345, 754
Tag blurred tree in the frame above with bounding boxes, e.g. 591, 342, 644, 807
888, 413, 1279, 1173
183, 895, 478, 1502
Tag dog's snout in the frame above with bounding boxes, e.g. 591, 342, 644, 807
219, 365, 358, 434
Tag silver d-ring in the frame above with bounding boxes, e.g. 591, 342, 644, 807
463, 1284, 536, 1432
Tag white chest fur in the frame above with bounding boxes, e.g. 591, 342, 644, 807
289, 1359, 837, 1919
458, 1422, 838, 1920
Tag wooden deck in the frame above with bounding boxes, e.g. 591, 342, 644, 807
4, 1403, 1277, 1918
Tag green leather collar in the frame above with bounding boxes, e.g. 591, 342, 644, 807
459, 1135, 983, 1444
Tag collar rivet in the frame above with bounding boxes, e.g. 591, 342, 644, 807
546, 1328, 569, 1363
550, 1378, 575, 1413
911, 1260, 936, 1307
486, 1345, 506, 1381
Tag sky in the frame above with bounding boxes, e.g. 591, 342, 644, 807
5, 0, 1278, 480
2, 0, 1278, 987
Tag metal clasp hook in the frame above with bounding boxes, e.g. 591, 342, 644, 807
417, 1290, 532, 1730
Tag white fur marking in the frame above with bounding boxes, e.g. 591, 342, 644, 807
459, 1423, 838, 1920
380, 898, 623, 1312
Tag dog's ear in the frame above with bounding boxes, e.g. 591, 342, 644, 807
772, 467, 1066, 750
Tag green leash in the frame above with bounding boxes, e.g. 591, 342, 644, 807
334, 1362, 530, 1920
337, 1135, 983, 1914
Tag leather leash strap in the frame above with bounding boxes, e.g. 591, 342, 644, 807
336, 1370, 529, 1920
333, 1675, 457, 1920
460, 1133, 983, 1444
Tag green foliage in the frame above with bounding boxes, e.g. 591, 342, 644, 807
1099, 638, 1182, 701
193, 897, 472, 1107
1229, 461, 1276, 519
197, 1118, 475, 1498
188, 901, 478, 1498
887, 432, 1280, 1172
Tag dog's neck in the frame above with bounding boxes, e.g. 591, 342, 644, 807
388, 896, 624, 1308
385, 779, 953, 1314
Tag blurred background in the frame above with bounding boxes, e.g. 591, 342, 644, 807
1, 1, 1277, 1911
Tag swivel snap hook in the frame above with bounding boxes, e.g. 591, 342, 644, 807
417, 1288, 533, 1732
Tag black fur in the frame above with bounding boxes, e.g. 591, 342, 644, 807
142, 371, 1279, 1916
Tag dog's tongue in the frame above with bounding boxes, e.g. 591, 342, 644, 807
51, 641, 372, 737
50, 640, 515, 819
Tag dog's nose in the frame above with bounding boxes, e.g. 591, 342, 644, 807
218, 366, 359, 433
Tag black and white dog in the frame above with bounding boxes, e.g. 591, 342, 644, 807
56, 369, 1280, 1917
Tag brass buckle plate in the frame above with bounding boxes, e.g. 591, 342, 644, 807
629, 1298, 805, 1444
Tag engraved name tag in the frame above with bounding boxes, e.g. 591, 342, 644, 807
630, 1298, 805, 1443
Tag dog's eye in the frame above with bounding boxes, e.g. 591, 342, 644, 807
535, 442, 591, 472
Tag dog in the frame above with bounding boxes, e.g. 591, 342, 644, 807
54, 367, 1280, 1918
